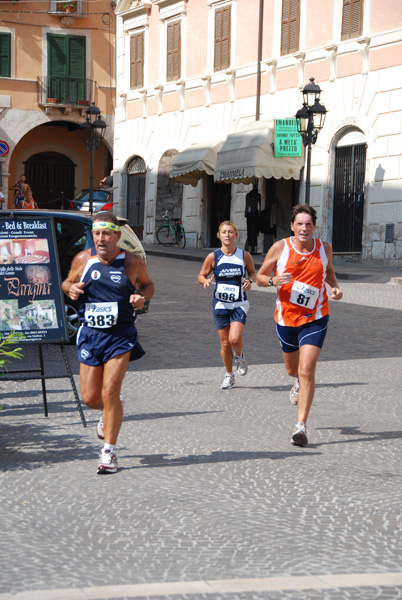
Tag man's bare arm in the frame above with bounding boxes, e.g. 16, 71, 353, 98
125, 253, 155, 308
61, 250, 90, 301
323, 242, 343, 300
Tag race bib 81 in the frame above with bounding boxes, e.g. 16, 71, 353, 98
289, 280, 319, 309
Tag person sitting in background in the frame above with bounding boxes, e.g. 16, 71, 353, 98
100, 170, 113, 188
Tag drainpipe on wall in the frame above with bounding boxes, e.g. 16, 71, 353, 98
255, 0, 264, 121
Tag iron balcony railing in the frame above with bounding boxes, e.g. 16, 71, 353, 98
37, 76, 94, 106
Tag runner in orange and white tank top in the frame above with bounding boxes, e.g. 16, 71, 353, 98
275, 236, 329, 328
257, 204, 343, 448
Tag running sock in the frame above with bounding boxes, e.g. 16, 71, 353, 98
234, 353, 243, 359
104, 443, 115, 454
226, 372, 234, 376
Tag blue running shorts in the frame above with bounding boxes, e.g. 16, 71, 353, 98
76, 323, 145, 366
276, 315, 329, 353
212, 299, 249, 330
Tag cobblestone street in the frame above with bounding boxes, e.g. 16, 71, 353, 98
1, 253, 401, 600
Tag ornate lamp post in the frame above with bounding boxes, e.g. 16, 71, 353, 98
296, 78, 327, 205
80, 103, 106, 215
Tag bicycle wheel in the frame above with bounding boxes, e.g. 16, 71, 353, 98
156, 225, 174, 246
176, 226, 186, 249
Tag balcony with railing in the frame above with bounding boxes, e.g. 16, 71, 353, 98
37, 77, 94, 111
48, 0, 87, 17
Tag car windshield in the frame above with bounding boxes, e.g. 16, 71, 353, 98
75, 190, 109, 202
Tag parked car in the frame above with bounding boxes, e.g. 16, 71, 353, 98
69, 188, 113, 213
3, 209, 148, 341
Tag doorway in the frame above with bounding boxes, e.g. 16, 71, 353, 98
332, 143, 366, 252
207, 177, 231, 246
262, 177, 299, 252
25, 152, 75, 209
126, 156, 146, 240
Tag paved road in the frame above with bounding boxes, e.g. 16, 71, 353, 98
1, 254, 402, 600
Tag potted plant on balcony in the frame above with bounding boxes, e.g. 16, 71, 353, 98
77, 99, 89, 105
46, 97, 59, 103
63, 1, 77, 12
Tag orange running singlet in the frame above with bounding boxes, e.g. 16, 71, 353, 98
274, 237, 329, 327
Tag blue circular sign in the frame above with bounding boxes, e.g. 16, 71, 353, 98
0, 141, 9, 156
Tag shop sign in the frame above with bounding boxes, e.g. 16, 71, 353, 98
0, 216, 68, 343
274, 119, 302, 157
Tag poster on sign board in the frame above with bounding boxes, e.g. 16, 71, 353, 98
0, 216, 68, 343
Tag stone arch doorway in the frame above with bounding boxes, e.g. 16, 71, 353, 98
155, 150, 183, 226
126, 156, 146, 239
332, 128, 366, 253
25, 152, 75, 209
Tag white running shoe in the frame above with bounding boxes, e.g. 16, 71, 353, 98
289, 380, 300, 405
221, 373, 235, 389
97, 449, 118, 474
291, 421, 308, 446
234, 354, 248, 376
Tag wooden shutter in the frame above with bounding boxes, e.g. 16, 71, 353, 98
166, 21, 181, 81
130, 32, 144, 89
48, 34, 85, 102
0, 33, 11, 77
341, 0, 363, 40
214, 7, 231, 72
281, 0, 299, 55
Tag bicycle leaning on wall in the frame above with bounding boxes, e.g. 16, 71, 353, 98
156, 210, 186, 248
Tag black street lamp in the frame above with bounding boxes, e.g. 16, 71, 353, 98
80, 102, 107, 215
296, 78, 327, 205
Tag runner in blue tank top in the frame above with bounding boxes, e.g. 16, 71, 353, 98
198, 221, 256, 389
62, 212, 154, 474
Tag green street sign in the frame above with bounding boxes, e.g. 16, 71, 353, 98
274, 119, 302, 157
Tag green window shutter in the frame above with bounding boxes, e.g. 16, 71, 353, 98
0, 33, 11, 78
47, 33, 85, 102
68, 36, 86, 99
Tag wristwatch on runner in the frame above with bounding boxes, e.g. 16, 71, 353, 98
269, 278, 274, 286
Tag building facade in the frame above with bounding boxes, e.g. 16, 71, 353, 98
114, 0, 402, 265
0, 0, 115, 209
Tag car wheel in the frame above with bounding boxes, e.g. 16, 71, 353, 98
64, 302, 80, 343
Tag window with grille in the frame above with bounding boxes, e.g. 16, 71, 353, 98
281, 0, 299, 55
0, 32, 11, 77
130, 32, 144, 89
166, 21, 181, 81
341, 0, 363, 40
214, 6, 231, 72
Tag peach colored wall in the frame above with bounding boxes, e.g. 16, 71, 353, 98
162, 92, 180, 113
0, 0, 115, 118
305, 62, 330, 87
236, 76, 257, 100
147, 97, 159, 117
185, 88, 206, 110
127, 100, 143, 120
370, 44, 402, 71
147, 9, 161, 87
276, 68, 298, 91
304, 2, 334, 49
211, 82, 230, 104
235, 0, 260, 66
371, 0, 402, 34
337, 53, 362, 79
185, 0, 208, 79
